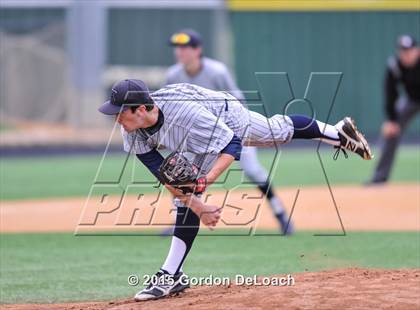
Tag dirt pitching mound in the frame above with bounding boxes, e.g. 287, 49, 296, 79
4, 268, 419, 310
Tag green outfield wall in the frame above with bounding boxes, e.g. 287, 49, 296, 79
229, 10, 420, 135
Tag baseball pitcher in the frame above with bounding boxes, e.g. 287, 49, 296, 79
98, 79, 372, 301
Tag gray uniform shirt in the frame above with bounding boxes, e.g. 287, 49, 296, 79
166, 57, 244, 101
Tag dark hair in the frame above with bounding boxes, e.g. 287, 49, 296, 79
129, 98, 155, 113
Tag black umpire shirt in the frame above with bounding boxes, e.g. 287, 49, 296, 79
385, 56, 420, 121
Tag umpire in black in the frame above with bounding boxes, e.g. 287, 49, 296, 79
369, 35, 420, 184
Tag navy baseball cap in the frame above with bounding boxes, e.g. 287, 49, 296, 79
169, 29, 202, 47
99, 79, 152, 115
397, 35, 417, 49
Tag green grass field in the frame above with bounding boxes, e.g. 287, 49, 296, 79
1, 146, 419, 200
1, 232, 419, 303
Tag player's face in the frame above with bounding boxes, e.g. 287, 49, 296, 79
399, 47, 420, 67
174, 46, 201, 65
115, 108, 147, 132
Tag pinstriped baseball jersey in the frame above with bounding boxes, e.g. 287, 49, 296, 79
121, 83, 294, 155
122, 83, 236, 156
154, 84, 250, 139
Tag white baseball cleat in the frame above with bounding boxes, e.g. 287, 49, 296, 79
335, 117, 373, 160
134, 270, 189, 301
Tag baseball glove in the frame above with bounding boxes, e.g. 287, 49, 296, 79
159, 152, 207, 194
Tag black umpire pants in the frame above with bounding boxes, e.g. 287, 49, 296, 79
371, 97, 420, 182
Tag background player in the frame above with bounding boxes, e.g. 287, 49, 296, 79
368, 35, 420, 184
166, 29, 293, 234
98, 79, 372, 301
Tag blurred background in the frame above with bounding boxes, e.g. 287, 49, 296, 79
0, 0, 419, 153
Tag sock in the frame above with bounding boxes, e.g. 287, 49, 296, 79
161, 206, 200, 275
257, 182, 273, 199
290, 115, 340, 146
160, 236, 186, 275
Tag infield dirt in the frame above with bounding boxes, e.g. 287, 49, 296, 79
1, 183, 418, 233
